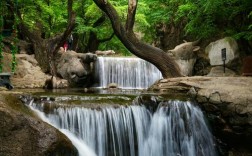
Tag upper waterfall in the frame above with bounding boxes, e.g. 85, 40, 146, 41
94, 57, 162, 89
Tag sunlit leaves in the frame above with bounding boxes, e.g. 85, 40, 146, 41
19, 0, 68, 37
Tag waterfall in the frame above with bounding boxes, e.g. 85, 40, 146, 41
27, 98, 217, 156
94, 57, 162, 89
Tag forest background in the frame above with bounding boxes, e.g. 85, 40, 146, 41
0, 0, 251, 75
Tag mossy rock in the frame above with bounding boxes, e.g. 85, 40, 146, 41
0, 93, 78, 156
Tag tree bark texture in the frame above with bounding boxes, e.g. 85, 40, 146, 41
93, 0, 182, 78
86, 14, 114, 53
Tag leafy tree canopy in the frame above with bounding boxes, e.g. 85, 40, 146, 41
144, 0, 252, 41
1, 0, 252, 55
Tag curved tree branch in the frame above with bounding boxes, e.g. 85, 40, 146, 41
93, 0, 182, 77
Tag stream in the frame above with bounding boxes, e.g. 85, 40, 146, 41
23, 89, 218, 156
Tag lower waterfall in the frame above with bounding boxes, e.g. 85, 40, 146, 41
27, 98, 217, 156
94, 57, 162, 89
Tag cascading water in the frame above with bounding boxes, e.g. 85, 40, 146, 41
26, 96, 217, 156
94, 57, 162, 89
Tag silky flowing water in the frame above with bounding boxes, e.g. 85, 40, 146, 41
94, 57, 162, 89
25, 94, 217, 156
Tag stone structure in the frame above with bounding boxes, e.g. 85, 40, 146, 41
205, 37, 239, 67
55, 50, 97, 87
167, 40, 200, 76
2, 51, 96, 88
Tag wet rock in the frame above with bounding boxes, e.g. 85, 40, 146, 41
148, 76, 252, 154
0, 93, 78, 156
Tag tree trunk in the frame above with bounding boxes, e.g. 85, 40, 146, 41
86, 14, 114, 53
12, 0, 75, 75
93, 0, 182, 78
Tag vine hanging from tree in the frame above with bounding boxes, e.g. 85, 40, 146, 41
0, 1, 4, 73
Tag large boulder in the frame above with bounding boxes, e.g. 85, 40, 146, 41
2, 53, 50, 88
0, 93, 78, 156
167, 40, 200, 76
205, 37, 239, 67
55, 50, 97, 87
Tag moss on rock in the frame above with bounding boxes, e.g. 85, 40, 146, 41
0, 92, 78, 156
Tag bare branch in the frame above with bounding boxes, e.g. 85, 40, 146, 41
93, 0, 182, 77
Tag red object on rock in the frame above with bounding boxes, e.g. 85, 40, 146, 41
242, 56, 252, 76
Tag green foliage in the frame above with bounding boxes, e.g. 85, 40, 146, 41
3, 0, 252, 57
11, 13, 18, 73
19, 0, 68, 38
99, 36, 131, 56
0, 1, 4, 73
0, 0, 18, 73
141, 0, 252, 43
0, 17, 3, 73
174, 0, 252, 39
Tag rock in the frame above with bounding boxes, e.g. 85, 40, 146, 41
2, 52, 48, 88
167, 40, 200, 60
205, 37, 239, 67
44, 76, 69, 89
55, 51, 97, 87
95, 50, 116, 56
148, 76, 252, 154
167, 40, 200, 76
2, 50, 97, 88
187, 87, 197, 98
0, 87, 8, 91
193, 57, 211, 76
107, 83, 118, 88
207, 66, 236, 77
0, 93, 78, 156
175, 59, 196, 76
17, 40, 34, 55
